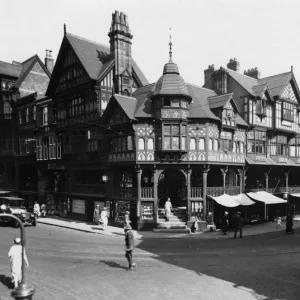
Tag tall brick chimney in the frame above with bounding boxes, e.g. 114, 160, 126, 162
45, 49, 54, 74
244, 67, 261, 79
227, 58, 240, 72
204, 64, 215, 84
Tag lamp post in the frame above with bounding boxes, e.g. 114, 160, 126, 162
0, 213, 35, 300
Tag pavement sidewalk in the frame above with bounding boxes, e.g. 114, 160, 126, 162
37, 215, 300, 240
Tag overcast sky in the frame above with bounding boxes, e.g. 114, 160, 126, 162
2, 0, 300, 86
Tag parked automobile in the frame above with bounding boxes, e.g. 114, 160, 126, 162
0, 197, 37, 227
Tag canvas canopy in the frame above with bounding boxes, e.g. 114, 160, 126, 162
290, 193, 300, 197
246, 191, 287, 204
209, 193, 255, 207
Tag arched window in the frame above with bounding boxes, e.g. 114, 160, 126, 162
198, 138, 205, 150
148, 138, 154, 150
209, 139, 213, 150
240, 142, 244, 153
138, 138, 145, 150
189, 138, 196, 150
214, 139, 218, 151
233, 142, 236, 153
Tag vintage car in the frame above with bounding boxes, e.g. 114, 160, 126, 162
0, 197, 37, 227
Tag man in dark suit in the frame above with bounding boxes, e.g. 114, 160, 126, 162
221, 211, 229, 235
232, 212, 244, 238
124, 224, 136, 270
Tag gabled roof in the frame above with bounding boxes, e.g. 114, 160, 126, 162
0, 61, 22, 78
252, 83, 268, 98
235, 114, 248, 127
186, 84, 219, 120
258, 72, 293, 98
207, 93, 240, 112
13, 55, 51, 89
114, 94, 137, 120
66, 33, 149, 85
226, 68, 259, 95
133, 84, 155, 118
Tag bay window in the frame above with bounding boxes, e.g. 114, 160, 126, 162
247, 130, 266, 154
163, 124, 182, 150
282, 102, 293, 122
270, 135, 287, 155
220, 131, 233, 151
289, 138, 300, 157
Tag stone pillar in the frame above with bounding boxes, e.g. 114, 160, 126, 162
153, 165, 158, 223
237, 168, 243, 194
220, 166, 228, 194
264, 169, 271, 193
14, 160, 20, 191
136, 165, 142, 222
202, 164, 210, 219
187, 165, 191, 221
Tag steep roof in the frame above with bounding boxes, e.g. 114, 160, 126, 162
186, 84, 219, 120
66, 33, 148, 85
252, 83, 268, 98
0, 61, 22, 78
133, 84, 155, 118
258, 72, 292, 97
207, 93, 240, 112
114, 94, 137, 120
235, 114, 248, 127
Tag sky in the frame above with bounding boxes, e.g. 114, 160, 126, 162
1, 0, 300, 86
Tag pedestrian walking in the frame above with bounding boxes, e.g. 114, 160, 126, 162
232, 212, 243, 238
221, 211, 229, 235
276, 217, 282, 228
164, 198, 172, 222
8, 238, 29, 289
124, 224, 136, 270
124, 211, 131, 226
33, 201, 41, 217
99, 207, 108, 230
286, 213, 294, 234
93, 205, 101, 225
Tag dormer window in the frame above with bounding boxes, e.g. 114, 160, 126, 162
256, 99, 266, 117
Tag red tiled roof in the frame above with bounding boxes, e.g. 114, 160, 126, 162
0, 61, 22, 78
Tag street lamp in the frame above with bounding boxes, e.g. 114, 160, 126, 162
0, 213, 35, 300
102, 173, 109, 183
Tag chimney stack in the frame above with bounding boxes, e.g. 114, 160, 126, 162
45, 49, 54, 74
204, 64, 215, 84
244, 67, 261, 79
227, 58, 240, 72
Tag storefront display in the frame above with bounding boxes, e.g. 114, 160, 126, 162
114, 200, 130, 225
72, 199, 85, 214
141, 202, 154, 220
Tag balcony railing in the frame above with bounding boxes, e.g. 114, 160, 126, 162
207, 186, 240, 197
141, 187, 154, 199
190, 187, 202, 199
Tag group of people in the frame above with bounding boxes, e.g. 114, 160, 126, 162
93, 205, 108, 230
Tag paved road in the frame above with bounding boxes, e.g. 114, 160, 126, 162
0, 223, 299, 300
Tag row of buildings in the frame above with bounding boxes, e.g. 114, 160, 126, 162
1, 10, 300, 230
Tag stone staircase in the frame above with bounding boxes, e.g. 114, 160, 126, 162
153, 208, 190, 233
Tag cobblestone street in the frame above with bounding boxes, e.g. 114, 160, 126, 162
0, 224, 299, 300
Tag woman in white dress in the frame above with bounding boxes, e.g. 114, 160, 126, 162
100, 207, 108, 230
8, 238, 29, 288
164, 198, 172, 222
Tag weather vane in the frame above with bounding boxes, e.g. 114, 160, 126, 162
169, 28, 172, 61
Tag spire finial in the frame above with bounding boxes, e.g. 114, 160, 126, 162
64, 23, 67, 36
169, 28, 172, 62
291, 65, 294, 73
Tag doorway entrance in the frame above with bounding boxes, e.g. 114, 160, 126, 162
158, 168, 187, 208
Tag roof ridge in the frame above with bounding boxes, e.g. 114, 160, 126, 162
21, 54, 38, 65
0, 60, 22, 67
67, 33, 109, 50
207, 93, 233, 99
259, 71, 291, 80
186, 82, 214, 92
115, 94, 137, 100
225, 68, 258, 81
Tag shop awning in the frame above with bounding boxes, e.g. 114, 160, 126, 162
246, 191, 287, 204
290, 193, 300, 197
209, 193, 255, 207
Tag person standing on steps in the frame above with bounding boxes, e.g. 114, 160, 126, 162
221, 211, 229, 235
164, 198, 172, 222
124, 224, 136, 270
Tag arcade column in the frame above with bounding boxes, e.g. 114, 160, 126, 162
135, 164, 142, 223
202, 164, 210, 218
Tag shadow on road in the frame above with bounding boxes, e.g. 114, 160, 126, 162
99, 260, 128, 270
0, 274, 14, 290
137, 231, 299, 300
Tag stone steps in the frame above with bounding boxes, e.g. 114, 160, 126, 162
153, 228, 191, 233
155, 209, 189, 233
157, 222, 187, 229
